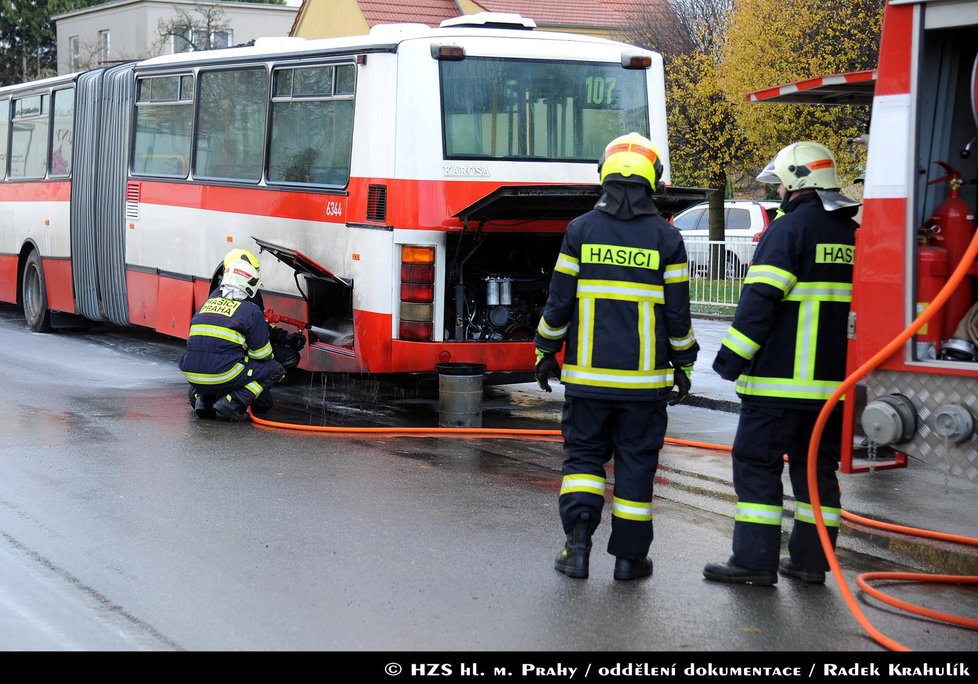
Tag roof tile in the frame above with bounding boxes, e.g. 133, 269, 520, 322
358, 0, 461, 27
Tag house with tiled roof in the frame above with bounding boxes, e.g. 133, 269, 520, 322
290, 0, 654, 40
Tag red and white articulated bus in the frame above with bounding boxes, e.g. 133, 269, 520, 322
0, 13, 701, 381
748, 0, 978, 481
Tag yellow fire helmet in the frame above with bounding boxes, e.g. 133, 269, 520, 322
598, 132, 664, 190
223, 248, 261, 272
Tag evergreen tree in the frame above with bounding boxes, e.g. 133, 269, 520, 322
0, 0, 103, 85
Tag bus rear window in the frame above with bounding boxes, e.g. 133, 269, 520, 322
440, 58, 648, 161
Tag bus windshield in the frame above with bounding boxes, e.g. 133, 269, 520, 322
440, 57, 649, 162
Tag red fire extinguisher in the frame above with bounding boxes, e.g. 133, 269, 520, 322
916, 234, 948, 357
921, 162, 977, 337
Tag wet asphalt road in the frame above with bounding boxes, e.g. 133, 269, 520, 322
0, 305, 974, 653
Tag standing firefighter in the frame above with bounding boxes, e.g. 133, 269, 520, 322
534, 132, 699, 581
179, 249, 290, 422
703, 141, 859, 586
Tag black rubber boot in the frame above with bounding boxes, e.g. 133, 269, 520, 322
251, 390, 273, 415
554, 513, 592, 579
614, 556, 653, 581
778, 557, 826, 584
703, 560, 777, 586
194, 395, 216, 419
188, 387, 216, 419
213, 395, 250, 422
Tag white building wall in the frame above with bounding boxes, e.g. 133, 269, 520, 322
55, 0, 297, 74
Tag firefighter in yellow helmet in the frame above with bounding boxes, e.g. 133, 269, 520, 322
704, 141, 859, 586
179, 249, 288, 421
534, 132, 699, 581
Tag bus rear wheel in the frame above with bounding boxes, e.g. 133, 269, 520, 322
23, 251, 52, 333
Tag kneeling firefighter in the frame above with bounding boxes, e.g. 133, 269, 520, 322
534, 132, 699, 581
179, 249, 303, 421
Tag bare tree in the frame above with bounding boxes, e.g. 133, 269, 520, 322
622, 0, 732, 65
156, 5, 233, 54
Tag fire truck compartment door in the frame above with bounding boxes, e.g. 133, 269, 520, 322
253, 237, 352, 288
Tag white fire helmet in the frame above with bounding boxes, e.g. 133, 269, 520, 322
221, 249, 261, 299
757, 141, 859, 211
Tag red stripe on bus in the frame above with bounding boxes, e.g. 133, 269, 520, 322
43, 257, 75, 313
0, 181, 71, 202
132, 178, 576, 231
0, 254, 18, 303
135, 181, 347, 223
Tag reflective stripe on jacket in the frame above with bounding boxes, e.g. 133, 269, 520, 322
178, 291, 272, 385
534, 207, 699, 400
714, 193, 857, 408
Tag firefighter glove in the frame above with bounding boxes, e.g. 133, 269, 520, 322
269, 326, 290, 345
669, 363, 693, 406
287, 331, 306, 351
712, 352, 746, 382
535, 348, 560, 392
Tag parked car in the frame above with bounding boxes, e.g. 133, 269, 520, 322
671, 200, 780, 277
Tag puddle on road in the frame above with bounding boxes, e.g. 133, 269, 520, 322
266, 371, 562, 432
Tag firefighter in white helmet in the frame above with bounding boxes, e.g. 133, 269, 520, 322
179, 249, 287, 422
534, 132, 699, 581
704, 141, 859, 586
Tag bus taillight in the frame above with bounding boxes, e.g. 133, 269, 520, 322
400, 246, 435, 340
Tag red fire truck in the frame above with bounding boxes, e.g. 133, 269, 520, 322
747, 0, 978, 483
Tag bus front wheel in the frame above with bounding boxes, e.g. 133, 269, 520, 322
23, 251, 52, 333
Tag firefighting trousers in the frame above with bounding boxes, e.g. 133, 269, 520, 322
188, 357, 285, 408
558, 395, 667, 559
730, 404, 843, 572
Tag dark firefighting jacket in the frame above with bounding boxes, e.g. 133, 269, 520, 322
179, 291, 274, 386
534, 194, 699, 401
712, 192, 858, 409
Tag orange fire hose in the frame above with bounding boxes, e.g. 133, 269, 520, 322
805, 225, 978, 650
252, 344, 978, 650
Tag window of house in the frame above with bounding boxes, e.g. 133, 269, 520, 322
69, 36, 80, 72
267, 63, 356, 186
10, 94, 49, 178
99, 30, 110, 64
211, 30, 233, 49
174, 28, 234, 53
194, 68, 267, 181
132, 74, 194, 177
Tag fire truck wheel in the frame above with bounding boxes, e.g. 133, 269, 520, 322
22, 250, 52, 333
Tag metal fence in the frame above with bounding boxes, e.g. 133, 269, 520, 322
684, 237, 752, 316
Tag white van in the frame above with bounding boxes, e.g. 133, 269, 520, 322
671, 200, 780, 277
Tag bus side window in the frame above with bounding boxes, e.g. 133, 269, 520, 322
132, 74, 193, 178
10, 94, 49, 179
195, 68, 266, 182
268, 63, 355, 187
50, 88, 75, 178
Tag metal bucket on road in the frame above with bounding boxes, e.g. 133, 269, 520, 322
436, 363, 486, 428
